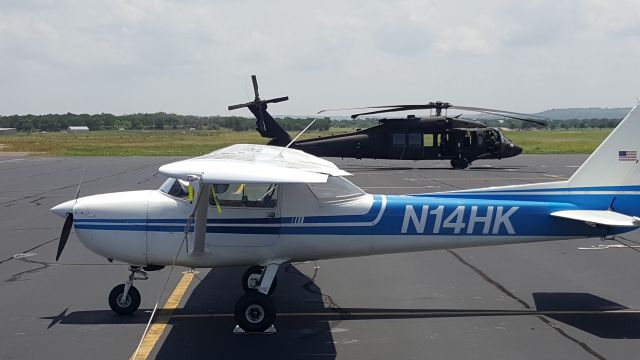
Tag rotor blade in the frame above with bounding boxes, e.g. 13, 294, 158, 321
468, 110, 548, 126
351, 105, 428, 119
56, 213, 73, 261
264, 96, 289, 104
228, 101, 255, 111
318, 104, 436, 114
450, 105, 547, 120
251, 75, 259, 100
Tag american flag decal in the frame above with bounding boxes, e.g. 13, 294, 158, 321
618, 150, 637, 161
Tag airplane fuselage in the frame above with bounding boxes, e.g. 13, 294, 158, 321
64, 181, 629, 268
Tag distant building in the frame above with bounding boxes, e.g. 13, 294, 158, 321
68, 126, 89, 132
0, 128, 17, 135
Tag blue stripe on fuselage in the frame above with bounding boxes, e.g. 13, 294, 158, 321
71, 189, 635, 238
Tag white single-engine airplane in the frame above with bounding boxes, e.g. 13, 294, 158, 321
52, 105, 640, 332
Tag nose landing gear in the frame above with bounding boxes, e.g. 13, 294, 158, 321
108, 266, 147, 315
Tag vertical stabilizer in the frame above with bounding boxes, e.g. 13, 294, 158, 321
568, 104, 640, 188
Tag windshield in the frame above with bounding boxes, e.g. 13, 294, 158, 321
308, 176, 365, 203
159, 178, 189, 199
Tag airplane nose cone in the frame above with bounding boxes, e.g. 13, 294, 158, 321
50, 199, 75, 218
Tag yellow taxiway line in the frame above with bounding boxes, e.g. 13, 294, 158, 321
131, 272, 195, 360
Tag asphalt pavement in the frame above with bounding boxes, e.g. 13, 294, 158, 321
1, 154, 639, 360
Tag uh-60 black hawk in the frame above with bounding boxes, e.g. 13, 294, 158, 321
229, 76, 548, 169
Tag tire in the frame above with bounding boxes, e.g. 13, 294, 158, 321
108, 284, 141, 315
450, 159, 458, 169
234, 292, 276, 333
242, 265, 277, 295
457, 157, 469, 169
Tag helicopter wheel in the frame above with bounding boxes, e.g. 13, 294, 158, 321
451, 157, 469, 169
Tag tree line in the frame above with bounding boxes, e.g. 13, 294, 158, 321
0, 112, 622, 132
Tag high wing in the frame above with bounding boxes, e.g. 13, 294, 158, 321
158, 144, 351, 184
551, 210, 640, 227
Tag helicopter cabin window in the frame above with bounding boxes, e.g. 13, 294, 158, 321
423, 134, 436, 147
308, 176, 365, 204
209, 183, 278, 208
408, 133, 422, 148
392, 133, 405, 148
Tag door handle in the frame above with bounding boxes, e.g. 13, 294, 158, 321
267, 211, 276, 218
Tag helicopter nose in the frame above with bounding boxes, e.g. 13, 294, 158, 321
510, 143, 523, 156
50, 199, 75, 218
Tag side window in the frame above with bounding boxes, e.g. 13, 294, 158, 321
408, 133, 422, 148
392, 133, 405, 148
210, 183, 278, 208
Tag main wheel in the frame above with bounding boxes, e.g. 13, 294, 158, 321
242, 265, 277, 295
457, 157, 469, 169
234, 292, 276, 332
108, 284, 141, 315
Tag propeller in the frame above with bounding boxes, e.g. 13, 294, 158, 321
54, 166, 86, 261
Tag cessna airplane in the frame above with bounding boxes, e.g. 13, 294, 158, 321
51, 105, 640, 332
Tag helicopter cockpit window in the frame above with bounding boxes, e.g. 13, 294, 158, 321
308, 176, 365, 204
210, 183, 278, 208
159, 178, 190, 199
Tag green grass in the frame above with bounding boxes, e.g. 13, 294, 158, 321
504, 129, 611, 154
0, 128, 613, 156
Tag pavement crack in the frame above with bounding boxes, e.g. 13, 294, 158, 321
447, 249, 608, 360
1, 160, 167, 207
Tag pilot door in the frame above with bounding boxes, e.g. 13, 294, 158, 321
205, 183, 281, 247
146, 182, 281, 263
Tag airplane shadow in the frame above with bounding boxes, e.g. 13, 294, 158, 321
41, 276, 640, 358
154, 265, 339, 359
532, 292, 640, 339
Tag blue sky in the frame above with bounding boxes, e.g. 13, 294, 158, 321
1, 0, 639, 116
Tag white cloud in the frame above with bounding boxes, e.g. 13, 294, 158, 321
1, 0, 639, 115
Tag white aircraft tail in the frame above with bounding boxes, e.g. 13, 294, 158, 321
568, 104, 640, 189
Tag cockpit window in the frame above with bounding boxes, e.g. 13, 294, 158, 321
210, 183, 278, 208
159, 178, 189, 199
308, 176, 365, 203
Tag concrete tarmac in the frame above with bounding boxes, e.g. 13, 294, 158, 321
1, 154, 639, 360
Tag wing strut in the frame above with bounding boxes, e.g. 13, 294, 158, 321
192, 182, 211, 254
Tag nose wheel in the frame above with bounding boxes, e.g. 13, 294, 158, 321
108, 266, 147, 315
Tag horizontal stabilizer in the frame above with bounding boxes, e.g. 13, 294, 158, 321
551, 210, 640, 227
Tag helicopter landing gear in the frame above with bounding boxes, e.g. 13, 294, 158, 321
234, 262, 281, 333
451, 157, 470, 169
108, 266, 147, 315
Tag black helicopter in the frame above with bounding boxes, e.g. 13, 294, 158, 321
229, 76, 547, 169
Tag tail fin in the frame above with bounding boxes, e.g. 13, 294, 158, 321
568, 104, 640, 189
228, 75, 292, 146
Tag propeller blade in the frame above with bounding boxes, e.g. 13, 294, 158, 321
251, 75, 259, 100
56, 213, 73, 261
74, 166, 86, 202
